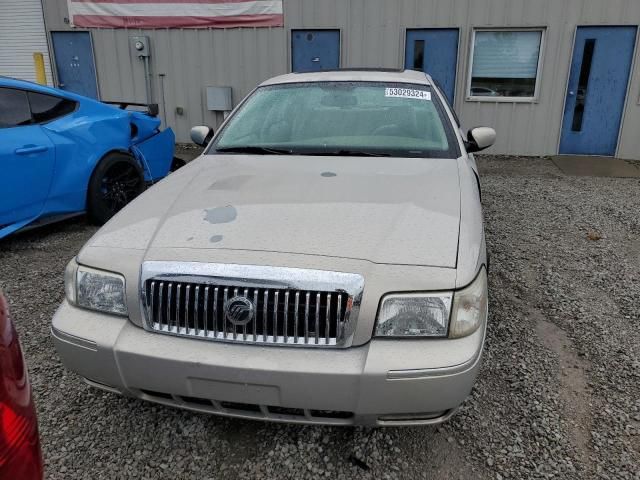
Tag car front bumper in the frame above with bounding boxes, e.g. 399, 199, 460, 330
52, 301, 485, 427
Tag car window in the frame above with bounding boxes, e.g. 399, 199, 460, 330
0, 88, 32, 128
28, 92, 77, 123
212, 81, 459, 158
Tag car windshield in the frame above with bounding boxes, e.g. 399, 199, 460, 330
211, 81, 459, 158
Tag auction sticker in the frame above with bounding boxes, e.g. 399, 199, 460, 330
385, 87, 431, 101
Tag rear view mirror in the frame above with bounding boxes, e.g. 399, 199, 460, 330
320, 93, 358, 107
190, 126, 214, 147
466, 127, 496, 153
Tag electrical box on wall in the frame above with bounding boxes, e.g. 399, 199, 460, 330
206, 86, 233, 111
131, 36, 151, 57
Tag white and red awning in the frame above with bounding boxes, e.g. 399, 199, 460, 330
67, 0, 284, 28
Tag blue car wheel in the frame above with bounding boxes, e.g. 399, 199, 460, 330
87, 152, 145, 225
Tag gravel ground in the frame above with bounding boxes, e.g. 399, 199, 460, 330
1, 155, 639, 479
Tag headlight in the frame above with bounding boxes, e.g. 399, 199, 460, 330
449, 267, 488, 339
65, 259, 128, 316
375, 293, 452, 337
374, 266, 488, 339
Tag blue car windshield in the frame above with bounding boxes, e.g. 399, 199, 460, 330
211, 82, 459, 158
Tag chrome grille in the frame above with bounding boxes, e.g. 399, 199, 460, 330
140, 262, 364, 348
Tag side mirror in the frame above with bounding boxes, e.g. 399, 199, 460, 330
147, 103, 159, 117
190, 125, 214, 147
465, 127, 496, 153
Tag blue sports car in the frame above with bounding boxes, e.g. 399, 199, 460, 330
0, 77, 177, 239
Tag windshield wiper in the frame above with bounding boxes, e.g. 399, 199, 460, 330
216, 146, 390, 157
302, 149, 391, 157
216, 146, 294, 155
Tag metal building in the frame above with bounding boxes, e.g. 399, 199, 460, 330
39, 0, 640, 159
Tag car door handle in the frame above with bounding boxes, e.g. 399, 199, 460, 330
15, 145, 49, 155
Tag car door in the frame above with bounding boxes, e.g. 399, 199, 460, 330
0, 88, 56, 227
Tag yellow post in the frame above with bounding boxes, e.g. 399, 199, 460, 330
33, 53, 47, 85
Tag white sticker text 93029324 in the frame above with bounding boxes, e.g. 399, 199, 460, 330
384, 88, 431, 101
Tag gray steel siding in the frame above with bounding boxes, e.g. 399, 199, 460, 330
43, 0, 640, 158
0, 0, 53, 84
286, 0, 640, 157
89, 27, 287, 141
43, 0, 287, 140
617, 28, 640, 160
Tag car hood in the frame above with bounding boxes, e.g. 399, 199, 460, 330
89, 154, 461, 267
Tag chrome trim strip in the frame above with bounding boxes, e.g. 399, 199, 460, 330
223, 287, 229, 338
232, 287, 239, 340
185, 285, 191, 334
262, 289, 268, 342
194, 285, 200, 336
387, 341, 484, 379
273, 290, 279, 343
203, 286, 209, 337
166, 282, 172, 332
252, 289, 258, 341
294, 292, 299, 343
284, 291, 289, 343
213, 287, 219, 337
51, 326, 98, 352
304, 292, 310, 344
336, 294, 343, 340
141, 262, 365, 295
150, 281, 156, 325
314, 293, 320, 345
243, 288, 249, 341
325, 293, 331, 344
175, 285, 181, 333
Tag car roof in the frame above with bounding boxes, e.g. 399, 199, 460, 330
1, 75, 58, 93
0, 75, 88, 102
260, 69, 434, 87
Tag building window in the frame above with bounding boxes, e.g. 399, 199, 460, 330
468, 29, 544, 100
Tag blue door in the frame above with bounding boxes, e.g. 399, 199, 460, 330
405, 29, 459, 103
559, 26, 637, 155
51, 32, 99, 99
0, 88, 55, 227
292, 30, 340, 73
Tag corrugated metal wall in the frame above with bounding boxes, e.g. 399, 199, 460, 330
43, 0, 640, 159
43, 0, 286, 142
0, 0, 53, 84
285, 0, 640, 159
90, 27, 286, 141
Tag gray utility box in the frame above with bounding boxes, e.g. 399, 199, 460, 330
206, 86, 233, 111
